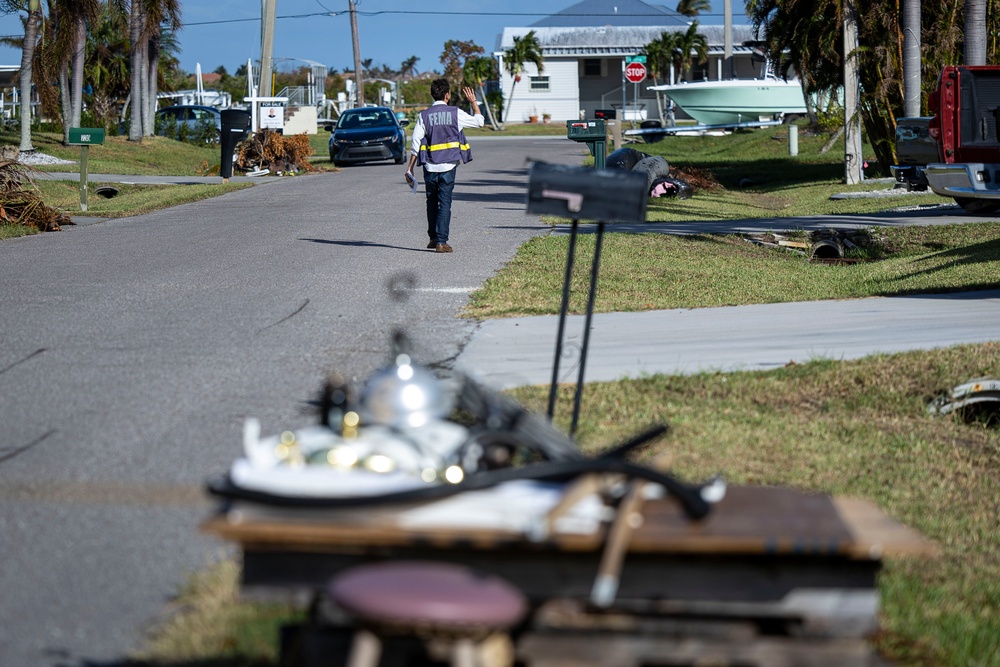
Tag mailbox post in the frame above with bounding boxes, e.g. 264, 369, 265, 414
527, 161, 648, 434
566, 119, 607, 169
67, 128, 106, 212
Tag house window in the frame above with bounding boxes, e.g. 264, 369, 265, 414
583, 59, 602, 77
530, 76, 550, 91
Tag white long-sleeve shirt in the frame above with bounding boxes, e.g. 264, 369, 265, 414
410, 100, 484, 173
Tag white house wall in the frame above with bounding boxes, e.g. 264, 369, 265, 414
501, 58, 580, 123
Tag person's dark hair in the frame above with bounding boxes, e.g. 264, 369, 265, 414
430, 78, 450, 102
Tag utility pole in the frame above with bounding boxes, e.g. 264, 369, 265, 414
260, 0, 277, 97
723, 0, 732, 80
843, 0, 863, 184
350, 0, 364, 107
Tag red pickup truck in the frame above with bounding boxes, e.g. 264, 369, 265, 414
921, 65, 1000, 214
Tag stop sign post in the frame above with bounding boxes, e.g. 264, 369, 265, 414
625, 61, 647, 83
623, 57, 647, 126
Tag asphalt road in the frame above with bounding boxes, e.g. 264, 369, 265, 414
0, 135, 584, 666
2, 135, 997, 665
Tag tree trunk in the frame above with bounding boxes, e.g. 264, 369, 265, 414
502, 78, 519, 124
59, 64, 71, 144
145, 33, 160, 136
138, 38, 150, 136
128, 3, 144, 142
71, 16, 86, 128
651, 74, 665, 125
965, 0, 987, 65
18, 3, 42, 152
478, 82, 500, 131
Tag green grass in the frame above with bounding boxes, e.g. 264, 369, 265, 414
465, 223, 1000, 318
1, 131, 222, 175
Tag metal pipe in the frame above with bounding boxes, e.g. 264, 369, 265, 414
570, 222, 605, 437
548, 220, 579, 420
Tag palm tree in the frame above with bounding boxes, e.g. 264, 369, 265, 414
674, 22, 708, 82
127, 0, 145, 140
400, 55, 419, 78
4, 0, 44, 151
141, 0, 181, 137
643, 32, 678, 124
122, 0, 180, 140
85, 3, 130, 129
46, 0, 100, 141
501, 30, 543, 124
676, 0, 710, 17
463, 55, 500, 131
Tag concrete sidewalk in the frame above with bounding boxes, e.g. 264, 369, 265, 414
455, 289, 1000, 389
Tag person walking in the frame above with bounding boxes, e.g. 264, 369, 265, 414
405, 78, 484, 253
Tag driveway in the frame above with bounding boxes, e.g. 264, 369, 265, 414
0, 136, 582, 666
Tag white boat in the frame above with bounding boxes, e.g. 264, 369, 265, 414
648, 77, 807, 126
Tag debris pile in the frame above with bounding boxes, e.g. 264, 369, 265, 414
743, 228, 886, 263
605, 147, 693, 199
235, 130, 314, 175
0, 157, 73, 232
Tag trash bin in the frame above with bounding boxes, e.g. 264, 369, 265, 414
220, 109, 252, 180
639, 120, 666, 143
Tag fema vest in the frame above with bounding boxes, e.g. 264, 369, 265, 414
416, 105, 473, 166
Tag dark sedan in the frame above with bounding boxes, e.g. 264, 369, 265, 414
327, 107, 408, 166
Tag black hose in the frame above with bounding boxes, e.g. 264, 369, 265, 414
207, 453, 711, 520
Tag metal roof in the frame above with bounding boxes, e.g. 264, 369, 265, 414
498, 24, 761, 54
529, 0, 688, 28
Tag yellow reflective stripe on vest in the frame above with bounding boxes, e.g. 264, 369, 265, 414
427, 140, 470, 152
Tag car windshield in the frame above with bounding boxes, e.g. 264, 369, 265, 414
339, 110, 394, 129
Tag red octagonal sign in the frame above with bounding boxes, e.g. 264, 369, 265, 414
625, 62, 647, 83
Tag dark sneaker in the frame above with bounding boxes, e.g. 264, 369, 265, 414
427, 241, 437, 249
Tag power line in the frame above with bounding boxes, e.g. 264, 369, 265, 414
183, 10, 731, 28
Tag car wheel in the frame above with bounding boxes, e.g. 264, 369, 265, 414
955, 197, 1000, 214
394, 154, 405, 164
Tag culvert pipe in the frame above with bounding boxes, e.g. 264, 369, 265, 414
810, 239, 844, 260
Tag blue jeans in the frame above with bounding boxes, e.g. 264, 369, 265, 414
423, 167, 456, 244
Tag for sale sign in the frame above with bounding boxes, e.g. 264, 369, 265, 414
260, 101, 285, 131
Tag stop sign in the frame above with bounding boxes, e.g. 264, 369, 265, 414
625, 61, 647, 83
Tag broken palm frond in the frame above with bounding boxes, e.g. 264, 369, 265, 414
671, 165, 722, 191
0, 158, 71, 232
234, 130, 315, 175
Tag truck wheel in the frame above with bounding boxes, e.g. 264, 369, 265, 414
954, 197, 1000, 214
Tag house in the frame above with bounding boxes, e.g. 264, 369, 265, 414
493, 0, 767, 123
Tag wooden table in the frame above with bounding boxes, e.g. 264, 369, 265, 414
202, 479, 936, 666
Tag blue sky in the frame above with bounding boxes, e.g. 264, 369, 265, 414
0, 1, 745, 77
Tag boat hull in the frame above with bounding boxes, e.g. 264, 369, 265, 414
650, 79, 807, 126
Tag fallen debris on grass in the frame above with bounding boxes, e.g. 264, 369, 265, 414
0, 158, 73, 231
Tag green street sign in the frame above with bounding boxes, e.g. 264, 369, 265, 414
67, 127, 105, 145
626, 55, 647, 64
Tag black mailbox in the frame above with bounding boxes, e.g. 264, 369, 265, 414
220, 109, 252, 180
594, 109, 617, 120
526, 161, 648, 223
